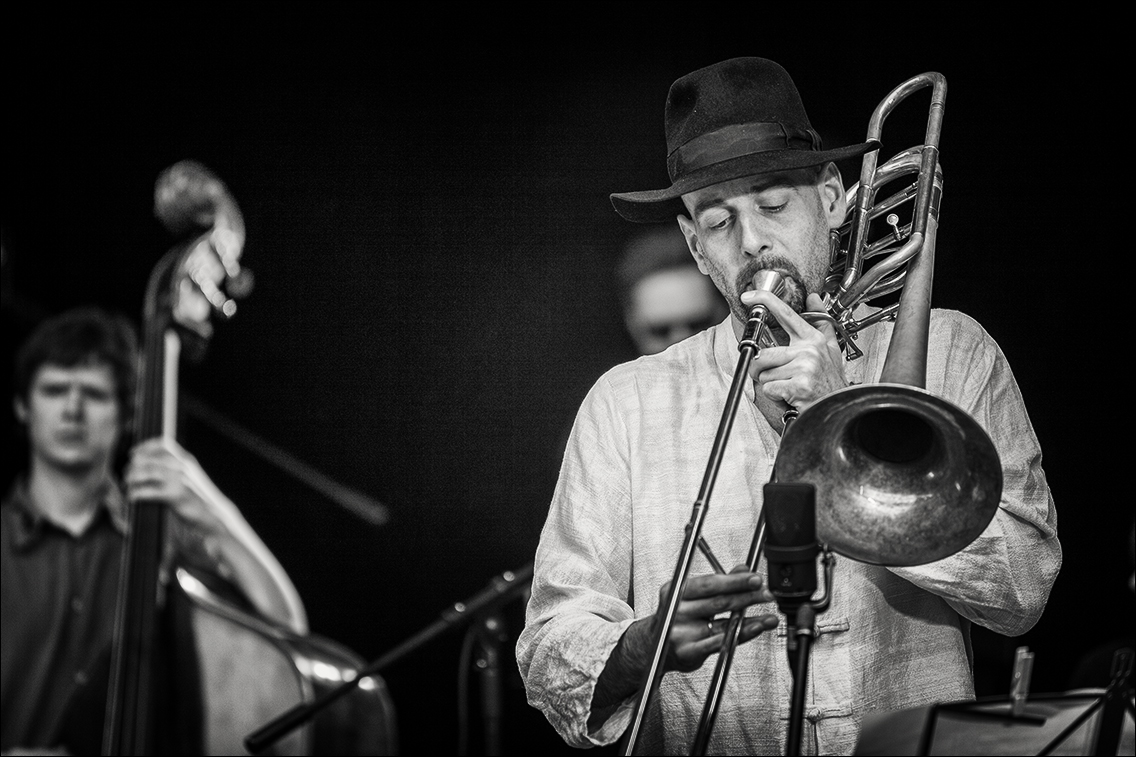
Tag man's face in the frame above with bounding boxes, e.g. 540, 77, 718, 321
625, 267, 729, 355
16, 362, 122, 473
676, 166, 844, 340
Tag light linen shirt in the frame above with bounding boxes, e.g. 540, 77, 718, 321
517, 309, 1060, 755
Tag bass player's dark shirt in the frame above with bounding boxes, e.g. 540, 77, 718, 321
0, 479, 126, 752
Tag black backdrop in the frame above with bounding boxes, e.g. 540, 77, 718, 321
3, 7, 1129, 755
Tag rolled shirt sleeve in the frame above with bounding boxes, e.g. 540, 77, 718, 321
517, 374, 641, 747
890, 310, 1061, 635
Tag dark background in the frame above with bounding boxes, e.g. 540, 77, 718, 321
3, 7, 1129, 755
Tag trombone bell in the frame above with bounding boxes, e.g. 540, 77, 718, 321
773, 383, 1002, 566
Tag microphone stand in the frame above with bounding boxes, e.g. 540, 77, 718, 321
783, 546, 835, 757
473, 612, 508, 756
786, 604, 815, 757
243, 562, 533, 754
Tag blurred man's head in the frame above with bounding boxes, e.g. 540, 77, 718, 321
616, 226, 729, 355
12, 308, 138, 472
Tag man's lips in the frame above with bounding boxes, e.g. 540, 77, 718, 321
742, 268, 792, 291
54, 429, 88, 443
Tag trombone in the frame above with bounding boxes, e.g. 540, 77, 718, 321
621, 71, 1004, 756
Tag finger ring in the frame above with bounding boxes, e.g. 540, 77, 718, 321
707, 620, 715, 635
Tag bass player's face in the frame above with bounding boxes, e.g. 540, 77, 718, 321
16, 362, 122, 474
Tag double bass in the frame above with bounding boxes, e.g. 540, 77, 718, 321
96, 160, 396, 755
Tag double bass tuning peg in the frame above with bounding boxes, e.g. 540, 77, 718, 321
208, 220, 253, 309
212, 257, 254, 320
225, 266, 254, 302
159, 160, 252, 326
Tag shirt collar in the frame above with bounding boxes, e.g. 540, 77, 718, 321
3, 476, 129, 550
712, 315, 757, 400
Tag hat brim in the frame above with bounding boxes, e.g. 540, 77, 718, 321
610, 140, 880, 223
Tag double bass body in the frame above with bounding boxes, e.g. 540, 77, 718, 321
176, 568, 396, 756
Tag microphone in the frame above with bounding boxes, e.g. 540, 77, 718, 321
763, 483, 819, 672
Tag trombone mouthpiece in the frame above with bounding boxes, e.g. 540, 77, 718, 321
748, 271, 787, 317
740, 271, 785, 352
751, 270, 786, 300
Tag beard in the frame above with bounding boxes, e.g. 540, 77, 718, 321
732, 258, 807, 345
696, 212, 834, 343
732, 256, 810, 315
712, 251, 826, 343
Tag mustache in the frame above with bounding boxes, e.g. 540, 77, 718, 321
734, 257, 807, 310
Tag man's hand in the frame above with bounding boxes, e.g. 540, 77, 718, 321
741, 290, 848, 411
124, 438, 230, 539
123, 437, 309, 634
591, 565, 778, 722
647, 564, 779, 673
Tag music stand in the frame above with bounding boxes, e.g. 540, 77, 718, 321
855, 649, 1134, 756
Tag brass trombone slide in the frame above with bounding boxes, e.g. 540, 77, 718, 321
619, 271, 788, 756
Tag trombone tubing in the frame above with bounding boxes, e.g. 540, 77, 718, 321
842, 73, 946, 300
878, 74, 945, 389
844, 73, 946, 389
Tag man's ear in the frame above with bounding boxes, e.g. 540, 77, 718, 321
819, 162, 847, 229
13, 396, 27, 425
676, 215, 710, 275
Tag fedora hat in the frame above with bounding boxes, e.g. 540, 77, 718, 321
610, 57, 879, 223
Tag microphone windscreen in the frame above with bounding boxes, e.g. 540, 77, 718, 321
765, 483, 816, 548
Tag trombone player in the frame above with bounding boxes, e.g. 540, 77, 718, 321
516, 57, 1061, 754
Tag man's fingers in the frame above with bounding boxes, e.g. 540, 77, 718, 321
685, 571, 765, 592
701, 614, 780, 645
129, 437, 168, 458
679, 571, 774, 610
669, 613, 781, 671
804, 294, 839, 341
742, 290, 813, 341
740, 614, 780, 641
677, 588, 774, 619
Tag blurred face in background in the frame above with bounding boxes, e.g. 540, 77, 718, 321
624, 266, 729, 355
15, 362, 122, 474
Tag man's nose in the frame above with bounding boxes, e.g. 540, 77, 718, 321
740, 213, 772, 257
63, 386, 85, 417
